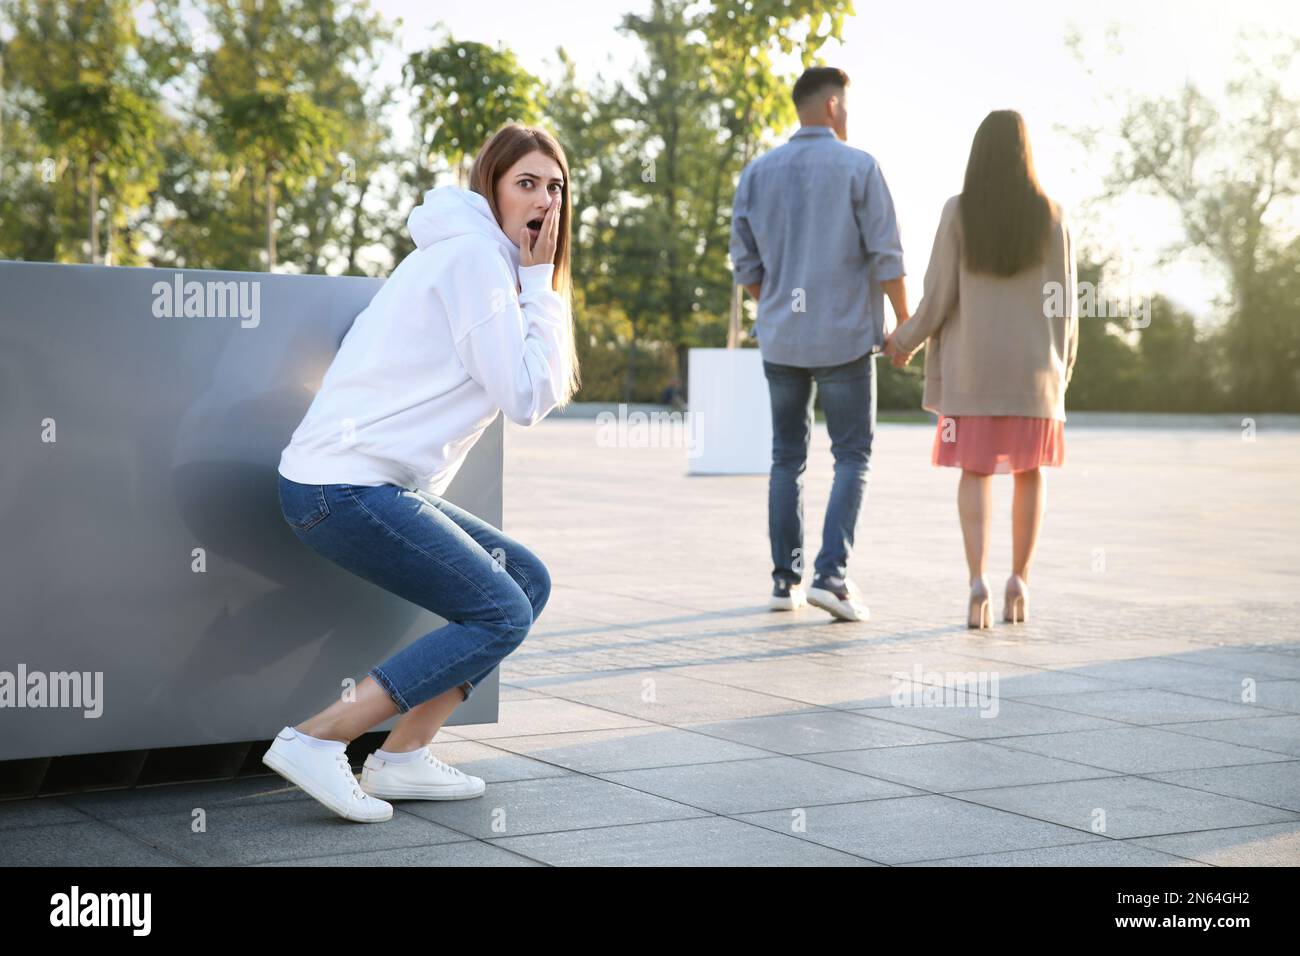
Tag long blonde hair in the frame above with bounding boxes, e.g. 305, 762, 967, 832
468, 123, 581, 406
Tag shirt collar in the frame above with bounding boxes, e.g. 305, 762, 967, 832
791, 125, 836, 140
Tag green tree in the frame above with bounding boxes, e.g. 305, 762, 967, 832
1134, 296, 1219, 412
1061, 259, 1143, 411
614, 0, 853, 398
141, 0, 390, 274
547, 50, 665, 400
405, 32, 544, 187
3, 0, 162, 263
211, 82, 339, 269
200, 1, 353, 270
1084, 31, 1300, 410
0, 42, 61, 260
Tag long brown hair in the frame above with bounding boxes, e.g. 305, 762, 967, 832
959, 110, 1052, 276
468, 123, 581, 406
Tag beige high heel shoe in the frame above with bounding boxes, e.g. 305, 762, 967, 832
1004, 574, 1028, 623
968, 577, 992, 629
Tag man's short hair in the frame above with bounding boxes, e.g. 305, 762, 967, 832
792, 67, 849, 111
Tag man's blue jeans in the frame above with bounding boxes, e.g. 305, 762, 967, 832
762, 349, 876, 587
277, 475, 550, 712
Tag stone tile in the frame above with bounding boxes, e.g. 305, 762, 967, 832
1152, 716, 1300, 757
1150, 676, 1300, 713
447, 697, 653, 740
992, 668, 1134, 699
426, 740, 576, 783
489, 816, 878, 866
483, 725, 771, 773
685, 710, 961, 755
1169, 648, 1300, 680
901, 840, 1205, 866
0, 820, 185, 866
255, 841, 542, 866
950, 776, 1300, 838
665, 657, 903, 709
0, 797, 91, 830
108, 799, 467, 865
1128, 822, 1300, 866
853, 698, 1120, 739
828, 647, 1100, 678
54, 775, 310, 822
393, 774, 708, 840
1146, 761, 1300, 813
917, 642, 1166, 669
821, 649, 1129, 702
1036, 688, 1286, 725
991, 725, 1294, 774
804, 740, 1119, 792
735, 794, 1104, 865
517, 669, 815, 723
497, 683, 549, 701
597, 755, 921, 814
1251, 681, 1300, 713
1057, 657, 1256, 691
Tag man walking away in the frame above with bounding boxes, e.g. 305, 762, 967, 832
729, 66, 909, 622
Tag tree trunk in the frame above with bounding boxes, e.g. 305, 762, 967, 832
727, 282, 742, 348
676, 342, 690, 404
265, 170, 276, 270
105, 197, 114, 266
344, 175, 372, 275
622, 333, 639, 403
87, 155, 98, 263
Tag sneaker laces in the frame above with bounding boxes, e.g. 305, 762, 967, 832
421, 747, 468, 779
334, 750, 370, 802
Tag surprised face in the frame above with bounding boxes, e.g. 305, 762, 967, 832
495, 150, 565, 251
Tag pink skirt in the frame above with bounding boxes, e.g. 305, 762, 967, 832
932, 415, 1064, 475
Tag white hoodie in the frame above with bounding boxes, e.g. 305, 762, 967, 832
277, 185, 570, 496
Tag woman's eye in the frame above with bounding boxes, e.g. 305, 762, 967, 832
548, 184, 562, 194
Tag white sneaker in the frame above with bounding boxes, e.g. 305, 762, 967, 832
262, 727, 393, 823
359, 746, 486, 801
806, 575, 871, 622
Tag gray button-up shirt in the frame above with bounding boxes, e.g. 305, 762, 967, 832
729, 125, 905, 367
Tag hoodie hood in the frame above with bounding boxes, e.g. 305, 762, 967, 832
406, 184, 521, 270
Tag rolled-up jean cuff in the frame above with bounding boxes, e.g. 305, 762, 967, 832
369, 666, 411, 714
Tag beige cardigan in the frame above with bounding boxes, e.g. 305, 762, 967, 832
890, 194, 1078, 421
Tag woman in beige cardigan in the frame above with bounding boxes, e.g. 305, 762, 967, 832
885, 110, 1078, 629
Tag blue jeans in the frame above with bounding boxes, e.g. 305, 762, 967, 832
276, 474, 550, 713
763, 350, 876, 587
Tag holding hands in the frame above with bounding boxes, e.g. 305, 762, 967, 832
884, 326, 914, 368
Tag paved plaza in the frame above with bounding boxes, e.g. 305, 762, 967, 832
4, 413, 1299, 865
